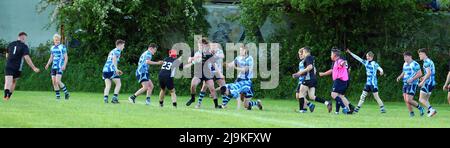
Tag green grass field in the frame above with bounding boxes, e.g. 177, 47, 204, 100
0, 91, 449, 128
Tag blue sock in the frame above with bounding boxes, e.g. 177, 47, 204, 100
55, 90, 60, 98
198, 91, 206, 104
62, 86, 69, 95
222, 96, 230, 106
249, 101, 258, 107
307, 102, 313, 108
104, 95, 108, 100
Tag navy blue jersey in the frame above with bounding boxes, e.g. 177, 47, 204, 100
159, 57, 183, 78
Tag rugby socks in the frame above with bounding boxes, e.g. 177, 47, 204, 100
104, 95, 108, 102
190, 94, 196, 102
249, 101, 258, 107
213, 98, 219, 108
4, 89, 9, 98
307, 102, 314, 108
173, 102, 177, 107
299, 97, 305, 111
222, 96, 230, 106
61, 86, 69, 95
113, 94, 118, 101
198, 91, 206, 105
160, 101, 164, 107
55, 90, 61, 99
130, 95, 137, 100
314, 97, 326, 104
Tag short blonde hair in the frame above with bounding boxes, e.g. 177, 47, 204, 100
53, 33, 61, 40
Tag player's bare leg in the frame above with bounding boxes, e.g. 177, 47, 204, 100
186, 77, 201, 106
111, 78, 121, 104
372, 92, 385, 113
56, 75, 69, 100
52, 75, 61, 99
103, 79, 112, 103
419, 91, 436, 117
307, 87, 332, 113
159, 88, 166, 107
3, 76, 13, 100
170, 89, 177, 108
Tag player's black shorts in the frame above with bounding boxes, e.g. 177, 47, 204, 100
301, 80, 317, 88
332, 79, 348, 95
159, 76, 174, 90
103, 72, 120, 80
51, 68, 63, 76
363, 85, 378, 93
5, 67, 21, 79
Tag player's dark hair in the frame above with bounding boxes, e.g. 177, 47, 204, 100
220, 86, 227, 95
201, 38, 209, 45
18, 32, 27, 37
418, 48, 427, 54
148, 43, 157, 49
331, 47, 340, 57
403, 51, 412, 57
115, 39, 125, 46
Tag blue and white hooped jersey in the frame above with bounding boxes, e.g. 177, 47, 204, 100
234, 55, 254, 80
362, 60, 380, 87
298, 59, 305, 84
102, 48, 121, 72
226, 80, 253, 99
50, 44, 67, 70
136, 50, 153, 76
422, 58, 436, 86
402, 61, 421, 85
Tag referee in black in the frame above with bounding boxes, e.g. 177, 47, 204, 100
4, 32, 40, 101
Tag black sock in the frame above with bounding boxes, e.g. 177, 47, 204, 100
335, 100, 341, 112
213, 98, 218, 107
4, 89, 9, 98
191, 94, 196, 101
314, 97, 326, 104
299, 97, 305, 110
131, 95, 136, 99
114, 94, 118, 98
173, 102, 177, 107
160, 101, 164, 105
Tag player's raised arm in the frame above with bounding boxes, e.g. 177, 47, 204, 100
346, 48, 364, 64
24, 55, 40, 73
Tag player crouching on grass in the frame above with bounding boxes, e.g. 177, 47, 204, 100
396, 51, 425, 117
293, 47, 332, 113
128, 43, 163, 105
102, 39, 125, 104
219, 80, 262, 110
346, 48, 386, 113
158, 49, 184, 108
45, 33, 70, 100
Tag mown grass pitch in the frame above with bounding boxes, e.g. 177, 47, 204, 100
0, 91, 448, 128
